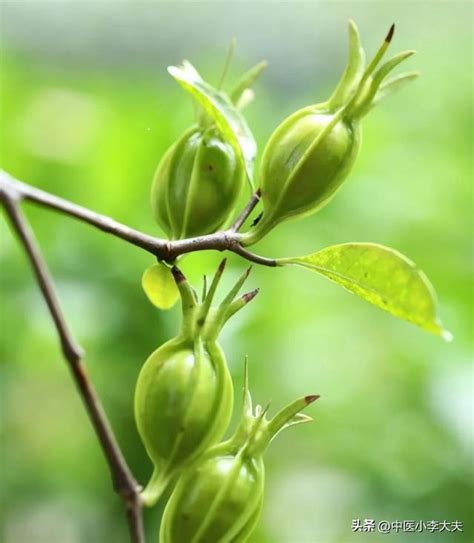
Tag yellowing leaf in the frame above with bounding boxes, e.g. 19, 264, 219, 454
279, 243, 451, 340
142, 263, 179, 310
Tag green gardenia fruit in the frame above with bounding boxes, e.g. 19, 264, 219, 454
151, 125, 245, 240
135, 260, 258, 506
160, 362, 319, 542
242, 21, 418, 245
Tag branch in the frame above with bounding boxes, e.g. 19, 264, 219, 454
1, 171, 164, 255
1, 189, 145, 543
0, 170, 276, 267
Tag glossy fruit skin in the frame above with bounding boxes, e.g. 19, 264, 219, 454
151, 126, 245, 239
135, 336, 233, 501
251, 106, 360, 241
160, 444, 264, 543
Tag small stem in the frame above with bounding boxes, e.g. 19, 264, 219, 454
231, 244, 277, 267
230, 189, 261, 232
1, 192, 145, 543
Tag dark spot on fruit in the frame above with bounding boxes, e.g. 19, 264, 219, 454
207, 164, 214, 171
364, 272, 368, 278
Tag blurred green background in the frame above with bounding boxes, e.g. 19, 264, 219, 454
1, 2, 472, 542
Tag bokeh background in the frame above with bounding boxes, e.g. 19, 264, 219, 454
1, 2, 472, 542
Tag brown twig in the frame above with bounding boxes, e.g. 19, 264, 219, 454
1, 185, 145, 543
0, 171, 276, 266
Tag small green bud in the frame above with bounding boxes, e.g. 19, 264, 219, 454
160, 360, 319, 542
243, 21, 418, 245
135, 261, 258, 506
151, 126, 245, 240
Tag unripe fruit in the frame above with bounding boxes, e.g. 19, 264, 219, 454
151, 126, 245, 240
135, 260, 258, 505
242, 22, 418, 245
257, 107, 361, 226
160, 362, 319, 542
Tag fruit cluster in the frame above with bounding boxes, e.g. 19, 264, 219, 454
137, 21, 417, 542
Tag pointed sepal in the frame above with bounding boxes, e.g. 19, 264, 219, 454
265, 394, 320, 444
362, 71, 420, 114
227, 359, 319, 456
230, 60, 268, 106
328, 20, 365, 109
340, 23, 418, 120
170, 260, 258, 342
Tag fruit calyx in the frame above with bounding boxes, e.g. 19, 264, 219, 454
171, 259, 259, 342
227, 359, 320, 458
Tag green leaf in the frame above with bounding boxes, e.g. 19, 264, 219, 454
278, 243, 451, 340
168, 61, 256, 186
142, 263, 179, 310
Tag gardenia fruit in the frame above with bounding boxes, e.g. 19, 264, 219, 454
151, 125, 245, 240
242, 22, 418, 245
160, 362, 319, 542
135, 260, 258, 505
